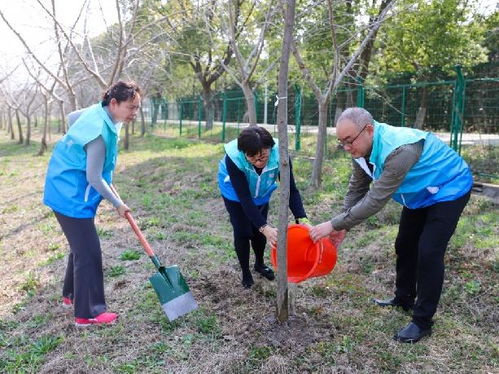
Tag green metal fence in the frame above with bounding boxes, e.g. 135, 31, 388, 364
145, 73, 499, 181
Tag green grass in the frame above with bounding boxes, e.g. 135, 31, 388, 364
119, 249, 142, 261
0, 131, 497, 373
107, 265, 126, 277
0, 335, 63, 373
20, 272, 41, 297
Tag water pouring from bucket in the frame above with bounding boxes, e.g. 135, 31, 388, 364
270, 224, 338, 283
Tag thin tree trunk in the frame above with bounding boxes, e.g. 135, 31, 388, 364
201, 87, 215, 130
59, 101, 66, 134
311, 99, 328, 188
25, 116, 31, 145
242, 83, 257, 126
8, 107, 15, 140
15, 109, 23, 144
414, 87, 428, 129
38, 99, 49, 156
275, 0, 296, 323
140, 107, 146, 137
124, 122, 130, 150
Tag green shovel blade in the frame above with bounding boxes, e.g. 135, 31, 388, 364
149, 265, 198, 321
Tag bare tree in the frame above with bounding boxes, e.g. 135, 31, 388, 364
6, 106, 15, 140
223, 0, 278, 126
17, 84, 40, 146
23, 62, 63, 155
38, 90, 52, 156
0, 5, 80, 111
1, 0, 164, 116
147, 1, 240, 130
0, 83, 24, 144
292, 0, 395, 187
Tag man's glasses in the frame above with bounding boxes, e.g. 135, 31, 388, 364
337, 124, 368, 147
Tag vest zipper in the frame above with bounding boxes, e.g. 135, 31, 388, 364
400, 193, 407, 207
254, 175, 261, 198
84, 184, 91, 202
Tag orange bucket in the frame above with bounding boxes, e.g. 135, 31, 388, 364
270, 224, 337, 283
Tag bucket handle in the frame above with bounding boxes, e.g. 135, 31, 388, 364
317, 240, 324, 264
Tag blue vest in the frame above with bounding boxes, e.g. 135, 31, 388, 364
355, 121, 473, 209
218, 139, 279, 205
43, 103, 120, 218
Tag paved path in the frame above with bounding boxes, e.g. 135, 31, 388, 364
169, 120, 499, 146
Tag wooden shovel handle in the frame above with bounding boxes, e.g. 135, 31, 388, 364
109, 185, 155, 257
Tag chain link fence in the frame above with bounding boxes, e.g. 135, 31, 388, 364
144, 75, 499, 182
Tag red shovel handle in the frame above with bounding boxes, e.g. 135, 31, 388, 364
123, 212, 155, 257
110, 185, 155, 257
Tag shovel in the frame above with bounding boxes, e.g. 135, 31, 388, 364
111, 186, 198, 321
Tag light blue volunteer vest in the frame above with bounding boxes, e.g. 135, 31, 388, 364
355, 121, 473, 209
218, 139, 279, 205
43, 103, 120, 218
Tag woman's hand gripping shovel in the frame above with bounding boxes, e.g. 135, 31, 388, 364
111, 186, 198, 321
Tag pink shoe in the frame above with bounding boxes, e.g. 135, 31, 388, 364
75, 312, 118, 327
62, 297, 73, 308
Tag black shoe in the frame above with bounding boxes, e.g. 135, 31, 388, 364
254, 264, 275, 281
242, 272, 254, 289
373, 297, 413, 312
394, 322, 431, 343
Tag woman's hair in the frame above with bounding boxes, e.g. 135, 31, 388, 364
102, 81, 141, 106
237, 126, 275, 156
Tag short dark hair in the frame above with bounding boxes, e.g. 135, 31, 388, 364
102, 81, 141, 106
237, 126, 275, 156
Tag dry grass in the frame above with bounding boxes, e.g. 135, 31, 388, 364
0, 129, 497, 373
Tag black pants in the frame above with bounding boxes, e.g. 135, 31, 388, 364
54, 211, 107, 319
223, 197, 269, 275
394, 191, 470, 329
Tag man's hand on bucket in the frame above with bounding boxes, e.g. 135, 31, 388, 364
309, 221, 333, 242
329, 229, 346, 249
310, 221, 346, 248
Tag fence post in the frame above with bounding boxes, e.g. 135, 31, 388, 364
253, 90, 259, 124
294, 84, 302, 151
179, 100, 183, 136
163, 99, 168, 132
401, 86, 407, 127
264, 84, 268, 124
451, 65, 466, 154
222, 92, 227, 142
198, 96, 202, 138
356, 77, 365, 108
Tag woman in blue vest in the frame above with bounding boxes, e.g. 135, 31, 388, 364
310, 107, 472, 343
218, 126, 309, 288
43, 81, 141, 326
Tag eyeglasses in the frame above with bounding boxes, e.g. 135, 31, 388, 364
337, 124, 368, 147
245, 149, 270, 164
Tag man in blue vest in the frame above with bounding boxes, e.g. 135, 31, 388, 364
310, 107, 472, 343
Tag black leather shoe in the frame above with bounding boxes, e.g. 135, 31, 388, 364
394, 322, 431, 343
242, 272, 254, 289
373, 297, 413, 311
254, 264, 275, 281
